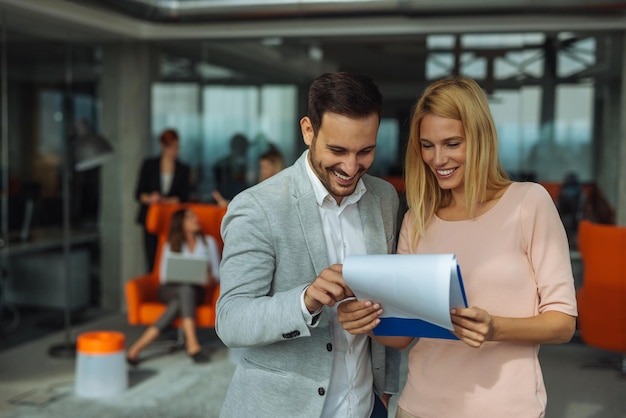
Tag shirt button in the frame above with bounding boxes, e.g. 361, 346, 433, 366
326, 343, 333, 351
318, 387, 325, 396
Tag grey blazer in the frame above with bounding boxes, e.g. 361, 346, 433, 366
216, 151, 400, 418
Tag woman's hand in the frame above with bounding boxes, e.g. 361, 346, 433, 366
141, 192, 162, 205
337, 299, 382, 335
452, 309, 576, 346
160, 196, 180, 204
212, 190, 230, 208
450, 306, 495, 348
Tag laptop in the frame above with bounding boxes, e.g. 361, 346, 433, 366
163, 253, 210, 286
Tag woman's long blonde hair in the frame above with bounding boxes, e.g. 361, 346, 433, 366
405, 76, 511, 248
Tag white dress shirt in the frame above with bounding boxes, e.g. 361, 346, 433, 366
302, 150, 374, 418
161, 172, 173, 195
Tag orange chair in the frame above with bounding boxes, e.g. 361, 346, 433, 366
125, 203, 227, 333
576, 219, 626, 375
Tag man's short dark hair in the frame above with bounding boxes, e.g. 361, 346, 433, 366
307, 72, 383, 135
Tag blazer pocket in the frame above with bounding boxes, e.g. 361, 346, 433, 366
240, 356, 288, 377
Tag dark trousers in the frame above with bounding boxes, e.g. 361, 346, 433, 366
370, 394, 388, 418
154, 284, 204, 331
143, 228, 158, 273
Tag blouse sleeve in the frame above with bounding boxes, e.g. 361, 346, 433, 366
520, 184, 578, 316
159, 243, 172, 283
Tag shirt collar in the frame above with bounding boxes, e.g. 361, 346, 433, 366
304, 149, 367, 208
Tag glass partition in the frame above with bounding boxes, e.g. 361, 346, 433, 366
152, 83, 298, 201
426, 31, 598, 184
0, 34, 102, 350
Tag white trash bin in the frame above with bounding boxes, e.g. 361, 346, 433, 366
75, 331, 128, 398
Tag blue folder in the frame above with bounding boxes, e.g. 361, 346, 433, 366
344, 255, 468, 340
376, 264, 467, 339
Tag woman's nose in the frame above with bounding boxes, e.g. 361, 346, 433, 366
433, 147, 447, 166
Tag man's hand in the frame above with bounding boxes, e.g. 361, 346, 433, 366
304, 264, 354, 313
380, 393, 392, 408
337, 298, 382, 335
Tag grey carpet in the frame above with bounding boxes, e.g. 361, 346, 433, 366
1, 313, 625, 418
0, 313, 235, 418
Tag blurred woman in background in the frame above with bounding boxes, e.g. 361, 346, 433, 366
127, 207, 220, 365
135, 129, 191, 272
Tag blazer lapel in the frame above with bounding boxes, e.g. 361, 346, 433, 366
359, 190, 387, 255
292, 153, 329, 276
296, 196, 329, 276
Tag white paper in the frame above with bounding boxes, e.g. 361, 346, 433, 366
343, 254, 467, 338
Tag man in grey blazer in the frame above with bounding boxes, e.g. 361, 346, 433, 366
216, 72, 400, 418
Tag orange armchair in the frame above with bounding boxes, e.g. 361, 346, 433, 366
125, 203, 227, 329
576, 219, 626, 374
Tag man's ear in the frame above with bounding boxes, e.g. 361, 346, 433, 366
300, 116, 314, 146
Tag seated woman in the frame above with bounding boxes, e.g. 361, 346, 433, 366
127, 207, 221, 365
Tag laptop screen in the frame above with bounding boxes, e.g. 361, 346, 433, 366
163, 254, 209, 286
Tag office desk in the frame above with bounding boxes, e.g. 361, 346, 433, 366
1, 228, 100, 309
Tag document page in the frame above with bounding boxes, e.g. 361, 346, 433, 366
343, 254, 467, 339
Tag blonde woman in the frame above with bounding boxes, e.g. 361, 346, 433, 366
339, 77, 577, 418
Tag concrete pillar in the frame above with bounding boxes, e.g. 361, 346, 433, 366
99, 42, 157, 311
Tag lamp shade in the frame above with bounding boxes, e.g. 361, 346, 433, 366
74, 132, 114, 172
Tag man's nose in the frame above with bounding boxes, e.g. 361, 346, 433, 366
342, 155, 359, 175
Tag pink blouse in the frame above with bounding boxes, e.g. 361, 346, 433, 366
397, 182, 578, 418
